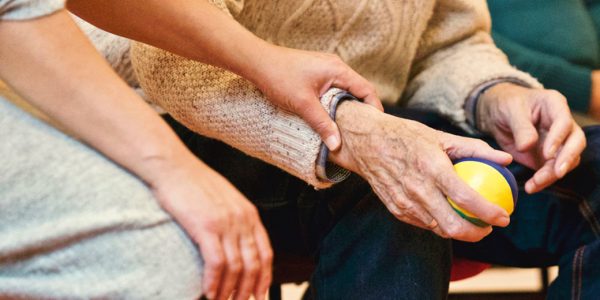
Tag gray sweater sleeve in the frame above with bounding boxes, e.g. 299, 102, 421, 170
0, 0, 64, 20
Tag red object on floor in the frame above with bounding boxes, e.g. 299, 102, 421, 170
450, 258, 491, 281
272, 254, 490, 284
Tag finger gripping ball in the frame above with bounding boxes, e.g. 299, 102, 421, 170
448, 158, 518, 227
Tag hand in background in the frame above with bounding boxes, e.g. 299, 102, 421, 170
329, 101, 512, 242
478, 83, 586, 194
148, 156, 272, 300
590, 70, 600, 120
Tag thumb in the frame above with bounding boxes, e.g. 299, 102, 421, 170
297, 99, 341, 151
330, 66, 383, 111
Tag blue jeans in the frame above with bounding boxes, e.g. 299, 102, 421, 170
165, 110, 600, 300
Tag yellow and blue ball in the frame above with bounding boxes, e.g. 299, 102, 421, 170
448, 158, 518, 227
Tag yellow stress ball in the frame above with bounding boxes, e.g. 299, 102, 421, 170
448, 158, 518, 227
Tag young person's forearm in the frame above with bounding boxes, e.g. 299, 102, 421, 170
67, 0, 271, 85
0, 10, 201, 185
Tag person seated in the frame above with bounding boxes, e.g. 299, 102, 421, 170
488, 0, 600, 120
0, 1, 381, 299
0, 1, 275, 299
65, 0, 600, 299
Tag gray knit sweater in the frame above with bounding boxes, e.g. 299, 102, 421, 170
0, 0, 63, 20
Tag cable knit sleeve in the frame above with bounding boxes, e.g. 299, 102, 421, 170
403, 0, 542, 131
130, 0, 337, 189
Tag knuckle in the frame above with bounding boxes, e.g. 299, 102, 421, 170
383, 196, 407, 218
472, 138, 490, 148
402, 204, 419, 216
206, 255, 225, 270
447, 186, 469, 204
404, 207, 425, 223
243, 204, 259, 219
413, 155, 430, 172
429, 155, 451, 171
549, 90, 568, 103
551, 89, 566, 99
263, 250, 274, 265
291, 96, 311, 111
385, 200, 404, 218
402, 181, 425, 202
312, 119, 333, 134
202, 216, 224, 232
444, 223, 464, 239
394, 196, 414, 212
264, 273, 273, 285
230, 208, 246, 220
444, 179, 475, 203
434, 227, 450, 239
228, 260, 243, 274
437, 231, 450, 239
246, 261, 260, 274
432, 167, 454, 188
236, 206, 258, 222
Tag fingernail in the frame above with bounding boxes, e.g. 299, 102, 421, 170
558, 162, 569, 178
324, 134, 341, 151
548, 145, 558, 158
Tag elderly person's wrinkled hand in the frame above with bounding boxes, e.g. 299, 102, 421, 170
477, 83, 586, 194
329, 101, 513, 242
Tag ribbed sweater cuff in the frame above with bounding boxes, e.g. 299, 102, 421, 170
315, 89, 357, 184
457, 69, 541, 134
465, 77, 533, 132
404, 36, 544, 135
269, 88, 352, 189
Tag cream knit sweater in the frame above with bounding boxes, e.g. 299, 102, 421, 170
131, 0, 541, 189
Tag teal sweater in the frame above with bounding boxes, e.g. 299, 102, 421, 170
488, 0, 600, 112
